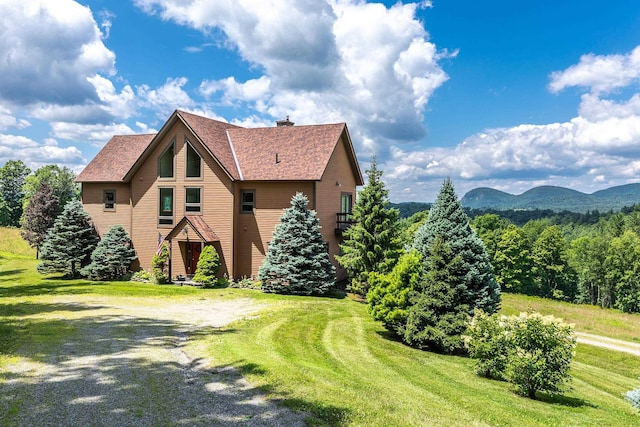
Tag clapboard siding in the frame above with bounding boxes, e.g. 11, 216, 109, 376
80, 182, 132, 237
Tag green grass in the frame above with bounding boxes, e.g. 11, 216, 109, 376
199, 296, 640, 426
0, 227, 36, 258
1, 228, 640, 425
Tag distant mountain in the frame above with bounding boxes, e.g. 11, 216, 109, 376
460, 183, 640, 213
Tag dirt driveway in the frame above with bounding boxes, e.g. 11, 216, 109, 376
0, 296, 306, 426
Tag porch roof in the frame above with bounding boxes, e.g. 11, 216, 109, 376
164, 216, 220, 243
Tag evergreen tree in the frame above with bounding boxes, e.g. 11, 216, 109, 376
336, 158, 403, 297
413, 178, 501, 314
37, 200, 99, 277
192, 245, 221, 287
403, 236, 470, 353
20, 182, 59, 257
258, 192, 335, 295
0, 160, 30, 227
82, 225, 137, 281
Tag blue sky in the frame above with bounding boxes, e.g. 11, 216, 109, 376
1, 1, 640, 202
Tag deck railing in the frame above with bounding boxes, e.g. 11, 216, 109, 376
336, 212, 354, 234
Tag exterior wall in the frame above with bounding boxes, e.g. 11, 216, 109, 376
80, 182, 132, 237
315, 134, 358, 280
234, 181, 314, 279
129, 121, 235, 278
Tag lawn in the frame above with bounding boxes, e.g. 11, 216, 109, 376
1, 228, 640, 426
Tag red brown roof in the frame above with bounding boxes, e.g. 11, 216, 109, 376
164, 216, 220, 243
77, 110, 362, 184
227, 123, 346, 181
76, 134, 155, 182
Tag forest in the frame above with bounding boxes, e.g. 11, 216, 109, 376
399, 203, 640, 313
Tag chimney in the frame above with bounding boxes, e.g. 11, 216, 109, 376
276, 115, 294, 127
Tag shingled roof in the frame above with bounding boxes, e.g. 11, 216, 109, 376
76, 134, 155, 182
77, 110, 362, 184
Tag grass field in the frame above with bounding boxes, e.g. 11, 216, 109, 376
1, 228, 640, 426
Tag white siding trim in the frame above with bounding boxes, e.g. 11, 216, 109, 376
226, 130, 244, 181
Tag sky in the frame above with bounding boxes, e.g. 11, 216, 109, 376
1, 0, 640, 202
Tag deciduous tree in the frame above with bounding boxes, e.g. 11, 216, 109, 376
0, 160, 30, 227
20, 182, 59, 257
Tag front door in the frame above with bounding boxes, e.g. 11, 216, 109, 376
186, 242, 201, 275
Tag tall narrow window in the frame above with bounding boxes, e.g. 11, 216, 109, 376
159, 187, 174, 225
185, 141, 202, 178
158, 141, 175, 178
185, 187, 201, 213
103, 190, 116, 211
341, 193, 353, 214
241, 190, 255, 213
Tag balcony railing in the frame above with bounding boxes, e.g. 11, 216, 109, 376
336, 212, 354, 235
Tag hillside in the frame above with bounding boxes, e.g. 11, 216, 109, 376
460, 183, 640, 212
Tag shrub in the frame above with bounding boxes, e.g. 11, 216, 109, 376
464, 310, 510, 380
230, 277, 261, 289
131, 270, 153, 283
466, 311, 576, 399
151, 243, 169, 284
192, 245, 221, 287
625, 382, 640, 411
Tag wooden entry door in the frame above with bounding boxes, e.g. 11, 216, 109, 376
186, 242, 201, 275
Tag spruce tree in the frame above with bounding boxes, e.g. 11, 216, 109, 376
404, 236, 470, 353
258, 192, 335, 295
82, 225, 137, 281
336, 158, 403, 297
20, 182, 59, 258
413, 178, 500, 314
37, 200, 99, 277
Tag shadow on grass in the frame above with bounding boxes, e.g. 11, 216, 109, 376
230, 360, 353, 426
535, 392, 597, 408
0, 278, 94, 298
0, 301, 315, 426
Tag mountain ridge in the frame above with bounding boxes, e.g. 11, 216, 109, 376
460, 183, 640, 212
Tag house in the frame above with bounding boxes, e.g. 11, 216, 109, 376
76, 110, 363, 281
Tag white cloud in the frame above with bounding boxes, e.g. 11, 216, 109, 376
50, 122, 137, 146
0, 107, 30, 131
135, 0, 452, 153
0, 134, 84, 169
137, 77, 195, 118
0, 0, 116, 106
549, 46, 640, 94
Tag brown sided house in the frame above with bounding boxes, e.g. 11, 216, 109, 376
76, 110, 363, 282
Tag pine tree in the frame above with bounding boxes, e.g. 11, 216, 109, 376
336, 158, 403, 297
258, 192, 335, 295
20, 182, 59, 258
413, 178, 500, 314
403, 236, 470, 353
37, 200, 99, 277
82, 225, 137, 281
193, 245, 221, 287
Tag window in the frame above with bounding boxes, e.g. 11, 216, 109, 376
185, 140, 202, 178
158, 141, 175, 178
341, 193, 353, 214
103, 190, 116, 211
241, 190, 255, 213
159, 187, 174, 225
185, 187, 201, 213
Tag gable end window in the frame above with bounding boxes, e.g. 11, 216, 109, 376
185, 187, 202, 213
159, 187, 174, 226
103, 190, 116, 211
240, 190, 255, 213
185, 139, 202, 178
158, 140, 175, 178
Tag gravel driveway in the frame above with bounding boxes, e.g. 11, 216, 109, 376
1, 296, 306, 426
